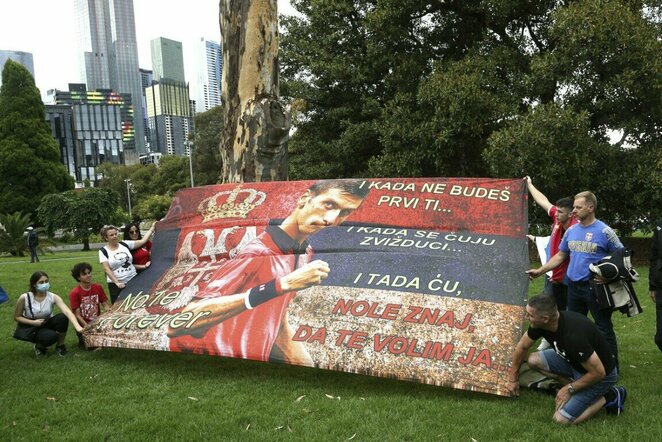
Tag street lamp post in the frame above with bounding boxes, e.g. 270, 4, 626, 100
186, 141, 195, 188
124, 178, 132, 219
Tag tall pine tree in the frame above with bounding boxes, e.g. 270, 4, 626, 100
0, 60, 73, 216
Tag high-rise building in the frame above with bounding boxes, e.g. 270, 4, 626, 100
146, 79, 193, 156
151, 37, 185, 83
145, 37, 193, 156
45, 83, 134, 183
192, 38, 222, 113
74, 0, 146, 154
0, 50, 35, 87
140, 68, 153, 148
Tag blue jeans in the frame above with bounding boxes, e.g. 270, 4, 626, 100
567, 280, 618, 368
539, 349, 617, 421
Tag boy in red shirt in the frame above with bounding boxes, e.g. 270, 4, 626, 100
69, 262, 111, 348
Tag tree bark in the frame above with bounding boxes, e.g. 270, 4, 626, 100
219, 0, 290, 183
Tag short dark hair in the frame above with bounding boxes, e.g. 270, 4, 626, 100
308, 179, 370, 199
555, 197, 573, 211
528, 293, 558, 317
71, 262, 92, 282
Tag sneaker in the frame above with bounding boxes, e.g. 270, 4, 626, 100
604, 386, 627, 416
55, 344, 68, 357
33, 344, 47, 357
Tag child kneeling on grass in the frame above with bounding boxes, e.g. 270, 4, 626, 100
69, 262, 111, 349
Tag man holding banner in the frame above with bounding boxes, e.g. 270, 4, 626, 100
525, 176, 576, 311
168, 180, 369, 365
527, 191, 624, 369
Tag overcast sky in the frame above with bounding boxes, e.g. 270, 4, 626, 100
0, 0, 297, 97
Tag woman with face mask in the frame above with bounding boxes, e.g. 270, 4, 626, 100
13, 271, 83, 357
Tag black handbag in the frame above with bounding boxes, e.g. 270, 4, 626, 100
13, 323, 38, 342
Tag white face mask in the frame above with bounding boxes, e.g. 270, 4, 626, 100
36, 282, 50, 292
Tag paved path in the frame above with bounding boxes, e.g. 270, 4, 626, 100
0, 243, 105, 266
48, 242, 106, 252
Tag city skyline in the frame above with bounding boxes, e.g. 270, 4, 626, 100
74, 0, 146, 153
0, 0, 297, 98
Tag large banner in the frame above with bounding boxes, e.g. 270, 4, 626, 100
85, 178, 528, 396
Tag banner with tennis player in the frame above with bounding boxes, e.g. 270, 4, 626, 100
84, 178, 528, 396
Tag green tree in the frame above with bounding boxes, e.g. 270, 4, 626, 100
151, 155, 190, 195
134, 194, 173, 221
281, 0, 662, 231
96, 162, 146, 214
192, 105, 224, 185
0, 212, 32, 256
37, 188, 120, 251
0, 60, 74, 216
483, 0, 662, 232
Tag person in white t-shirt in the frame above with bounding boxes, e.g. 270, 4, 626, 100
13, 271, 83, 357
99, 224, 155, 303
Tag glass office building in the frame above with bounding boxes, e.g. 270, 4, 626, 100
74, 0, 146, 154
0, 50, 35, 87
45, 84, 132, 183
192, 39, 222, 113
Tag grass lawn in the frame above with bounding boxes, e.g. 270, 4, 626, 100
1, 251, 661, 441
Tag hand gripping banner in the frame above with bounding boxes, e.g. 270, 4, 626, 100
84, 178, 528, 396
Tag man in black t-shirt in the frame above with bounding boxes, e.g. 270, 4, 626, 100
508, 294, 627, 424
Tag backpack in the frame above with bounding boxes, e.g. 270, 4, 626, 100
100, 241, 130, 258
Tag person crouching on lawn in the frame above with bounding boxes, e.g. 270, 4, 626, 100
508, 294, 627, 424
13, 271, 83, 357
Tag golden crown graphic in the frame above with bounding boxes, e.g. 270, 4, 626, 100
197, 186, 267, 222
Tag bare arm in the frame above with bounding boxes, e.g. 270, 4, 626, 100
13, 294, 45, 327
101, 261, 124, 288
74, 308, 87, 327
555, 352, 605, 406
134, 261, 151, 271
525, 176, 553, 213
167, 292, 248, 338
527, 251, 568, 278
53, 294, 84, 333
168, 260, 330, 338
507, 332, 535, 396
270, 312, 314, 366
132, 224, 156, 249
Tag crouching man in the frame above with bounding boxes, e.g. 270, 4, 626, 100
507, 294, 626, 424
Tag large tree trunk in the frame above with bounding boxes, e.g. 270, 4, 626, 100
219, 0, 290, 183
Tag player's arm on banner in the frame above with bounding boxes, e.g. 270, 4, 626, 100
167, 259, 330, 338
507, 332, 535, 396
270, 311, 314, 366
